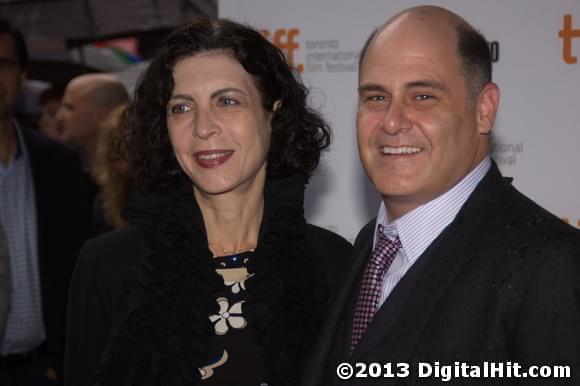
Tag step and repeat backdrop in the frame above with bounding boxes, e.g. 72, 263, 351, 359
220, 0, 580, 241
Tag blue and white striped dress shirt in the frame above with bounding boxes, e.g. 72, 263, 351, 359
0, 122, 46, 354
374, 157, 491, 307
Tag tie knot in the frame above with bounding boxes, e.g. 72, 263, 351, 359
373, 225, 402, 269
377, 224, 400, 245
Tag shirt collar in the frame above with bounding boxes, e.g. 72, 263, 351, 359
375, 157, 491, 264
12, 120, 25, 159
0, 121, 26, 174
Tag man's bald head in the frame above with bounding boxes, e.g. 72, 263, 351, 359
57, 73, 129, 166
360, 5, 491, 100
66, 73, 129, 110
356, 5, 500, 219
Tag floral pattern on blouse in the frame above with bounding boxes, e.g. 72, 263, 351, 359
199, 251, 259, 382
209, 298, 246, 335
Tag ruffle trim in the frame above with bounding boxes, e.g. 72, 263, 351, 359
245, 176, 330, 386
94, 176, 331, 386
96, 183, 222, 385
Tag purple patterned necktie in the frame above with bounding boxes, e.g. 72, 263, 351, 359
351, 224, 402, 352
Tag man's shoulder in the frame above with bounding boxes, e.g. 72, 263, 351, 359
21, 127, 81, 168
460, 177, 580, 272
519, 194, 579, 253
489, 181, 579, 242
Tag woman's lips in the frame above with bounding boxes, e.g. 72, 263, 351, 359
193, 150, 234, 168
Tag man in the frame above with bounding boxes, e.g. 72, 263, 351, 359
0, 225, 9, 339
57, 73, 128, 172
303, 6, 580, 386
0, 18, 90, 385
57, 73, 128, 235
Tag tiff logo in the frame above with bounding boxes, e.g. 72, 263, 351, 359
261, 28, 304, 72
559, 14, 580, 64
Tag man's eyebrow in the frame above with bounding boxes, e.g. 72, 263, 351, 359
358, 83, 387, 94
0, 57, 17, 66
406, 80, 449, 92
357, 80, 449, 94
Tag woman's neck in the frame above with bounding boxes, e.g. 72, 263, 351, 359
195, 176, 265, 256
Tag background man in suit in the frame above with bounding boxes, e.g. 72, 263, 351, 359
0, 225, 9, 339
0, 17, 90, 385
303, 5, 580, 386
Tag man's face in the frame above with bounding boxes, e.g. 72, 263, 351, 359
0, 33, 24, 121
57, 80, 102, 146
357, 17, 494, 219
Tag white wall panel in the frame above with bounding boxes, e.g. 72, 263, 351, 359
220, 0, 580, 240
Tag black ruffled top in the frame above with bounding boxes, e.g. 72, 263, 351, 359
93, 175, 333, 386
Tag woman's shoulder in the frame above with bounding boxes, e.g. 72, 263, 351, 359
87, 225, 149, 253
77, 225, 151, 279
302, 223, 352, 262
299, 224, 353, 298
303, 224, 352, 248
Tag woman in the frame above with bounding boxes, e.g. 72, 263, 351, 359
37, 84, 64, 141
92, 104, 133, 233
65, 18, 351, 386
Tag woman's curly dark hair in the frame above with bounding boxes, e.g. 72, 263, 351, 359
120, 17, 331, 190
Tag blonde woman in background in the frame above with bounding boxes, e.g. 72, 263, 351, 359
92, 104, 132, 233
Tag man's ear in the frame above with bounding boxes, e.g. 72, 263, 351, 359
94, 106, 111, 128
476, 82, 500, 135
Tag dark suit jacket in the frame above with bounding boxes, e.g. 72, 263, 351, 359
303, 163, 580, 386
21, 128, 91, 373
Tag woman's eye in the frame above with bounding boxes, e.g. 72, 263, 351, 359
169, 104, 191, 114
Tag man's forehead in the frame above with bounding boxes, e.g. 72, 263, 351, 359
376, 16, 457, 50
380, 6, 464, 34
363, 15, 460, 75
65, 80, 92, 102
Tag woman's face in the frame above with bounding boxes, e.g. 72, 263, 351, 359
38, 100, 62, 141
166, 52, 272, 197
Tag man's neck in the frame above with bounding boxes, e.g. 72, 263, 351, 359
0, 118, 17, 167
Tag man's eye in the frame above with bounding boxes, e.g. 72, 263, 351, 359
169, 104, 191, 114
219, 97, 238, 106
0, 58, 17, 70
414, 94, 433, 101
365, 95, 385, 102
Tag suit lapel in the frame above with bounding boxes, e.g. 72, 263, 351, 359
351, 164, 507, 362
341, 228, 373, 356
350, 229, 438, 359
